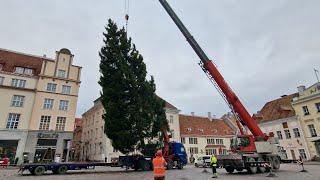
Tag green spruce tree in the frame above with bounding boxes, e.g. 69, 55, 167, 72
99, 19, 168, 154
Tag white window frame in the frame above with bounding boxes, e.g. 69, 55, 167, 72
11, 95, 25, 107
59, 100, 69, 111
308, 124, 317, 137
189, 147, 198, 154
216, 139, 224, 145
62, 85, 71, 94
293, 128, 301, 138
299, 149, 307, 159
14, 67, 24, 74
0, 76, 4, 85
57, 69, 66, 78
302, 106, 310, 115
284, 129, 291, 139
46, 83, 57, 92
14, 67, 33, 75
189, 137, 198, 144
181, 137, 185, 144
56, 117, 66, 131
11, 79, 26, 88
169, 115, 173, 124
277, 131, 283, 140
39, 116, 51, 130
6, 113, 20, 129
43, 98, 54, 109
315, 102, 320, 113
207, 138, 215, 144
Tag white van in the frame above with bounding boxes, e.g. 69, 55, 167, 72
194, 155, 211, 168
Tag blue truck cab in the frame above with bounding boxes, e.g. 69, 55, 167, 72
167, 142, 188, 169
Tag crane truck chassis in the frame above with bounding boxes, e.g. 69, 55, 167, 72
159, 0, 286, 174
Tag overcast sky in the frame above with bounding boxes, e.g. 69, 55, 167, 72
1, 0, 319, 118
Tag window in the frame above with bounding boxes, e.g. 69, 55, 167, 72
216, 139, 224, 145
284, 130, 291, 139
11, 79, 26, 88
293, 128, 301, 138
189, 137, 198, 144
308, 124, 317, 137
43, 98, 54, 109
181, 137, 185, 144
299, 149, 307, 159
205, 149, 217, 155
277, 131, 283, 140
6, 113, 20, 129
14, 67, 33, 75
222, 149, 227, 155
59, 100, 69, 111
171, 130, 175, 138
189, 147, 198, 154
207, 138, 215, 144
11, 95, 25, 107
315, 103, 320, 113
57, 69, 66, 78
302, 106, 310, 115
39, 116, 51, 130
0, 76, 4, 85
169, 115, 173, 123
62, 85, 71, 94
282, 122, 288, 129
47, 83, 57, 92
56, 117, 66, 131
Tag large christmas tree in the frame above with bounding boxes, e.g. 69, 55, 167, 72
99, 19, 168, 154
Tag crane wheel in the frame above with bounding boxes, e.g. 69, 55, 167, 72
57, 165, 68, 174
272, 157, 280, 170
257, 157, 266, 173
247, 157, 257, 174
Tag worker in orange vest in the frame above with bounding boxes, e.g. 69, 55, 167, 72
152, 150, 167, 180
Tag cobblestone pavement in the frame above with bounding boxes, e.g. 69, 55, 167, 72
0, 164, 319, 180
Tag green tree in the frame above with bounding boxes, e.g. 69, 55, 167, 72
99, 19, 168, 154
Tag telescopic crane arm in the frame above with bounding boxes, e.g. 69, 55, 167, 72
158, 0, 266, 139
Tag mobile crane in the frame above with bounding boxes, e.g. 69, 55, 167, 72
159, 0, 284, 174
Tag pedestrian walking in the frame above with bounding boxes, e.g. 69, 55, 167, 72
152, 150, 167, 180
210, 154, 218, 178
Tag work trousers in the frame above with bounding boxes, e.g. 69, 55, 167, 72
154, 176, 165, 180
212, 166, 217, 174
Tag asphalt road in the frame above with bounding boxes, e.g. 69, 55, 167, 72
1, 163, 319, 180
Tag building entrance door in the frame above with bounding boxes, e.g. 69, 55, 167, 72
0, 140, 18, 164
290, 150, 296, 160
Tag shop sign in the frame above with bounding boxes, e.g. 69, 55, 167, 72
38, 132, 59, 139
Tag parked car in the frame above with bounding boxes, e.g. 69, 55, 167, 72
194, 155, 211, 168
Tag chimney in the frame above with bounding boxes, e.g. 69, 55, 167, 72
191, 112, 194, 116
208, 112, 212, 121
297, 85, 306, 93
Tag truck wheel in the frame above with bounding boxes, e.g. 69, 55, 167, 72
225, 166, 234, 173
177, 160, 183, 169
257, 157, 266, 173
272, 157, 280, 170
247, 157, 257, 174
58, 165, 68, 174
195, 163, 198, 168
141, 161, 151, 171
34, 166, 45, 175
167, 160, 173, 170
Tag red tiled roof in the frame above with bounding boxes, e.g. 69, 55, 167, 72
179, 114, 235, 137
254, 93, 298, 123
164, 100, 178, 110
0, 49, 44, 75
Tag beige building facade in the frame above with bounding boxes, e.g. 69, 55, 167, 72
179, 114, 234, 162
254, 94, 311, 160
292, 83, 320, 159
0, 48, 81, 164
80, 98, 180, 163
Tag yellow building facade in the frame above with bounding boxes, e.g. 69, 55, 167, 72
0, 48, 81, 164
292, 83, 320, 159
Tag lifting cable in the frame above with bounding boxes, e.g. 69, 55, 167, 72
124, 0, 130, 32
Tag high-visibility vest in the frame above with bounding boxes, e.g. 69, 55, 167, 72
210, 156, 217, 167
153, 157, 166, 177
